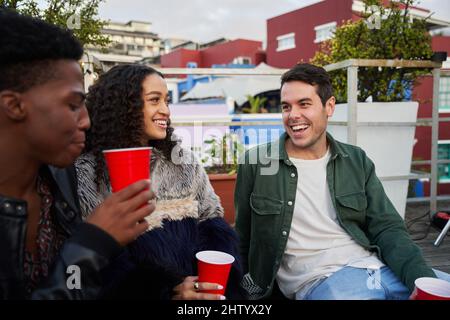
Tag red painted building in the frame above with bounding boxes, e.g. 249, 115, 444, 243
267, 0, 450, 196
161, 48, 201, 69
267, 0, 449, 67
161, 39, 264, 68
267, 0, 354, 68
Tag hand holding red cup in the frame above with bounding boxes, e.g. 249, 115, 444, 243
195, 250, 235, 296
102, 147, 152, 192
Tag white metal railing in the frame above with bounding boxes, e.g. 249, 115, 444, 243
158, 68, 288, 76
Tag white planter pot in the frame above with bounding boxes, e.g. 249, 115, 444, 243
328, 102, 419, 218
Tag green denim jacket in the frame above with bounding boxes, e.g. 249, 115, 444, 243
234, 132, 435, 299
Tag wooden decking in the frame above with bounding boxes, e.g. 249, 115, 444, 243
405, 201, 450, 273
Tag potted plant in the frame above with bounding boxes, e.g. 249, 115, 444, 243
311, 0, 432, 218
242, 94, 268, 114
201, 133, 244, 225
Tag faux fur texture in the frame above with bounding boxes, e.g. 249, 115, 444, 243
74, 146, 243, 299
145, 198, 198, 231
100, 217, 244, 300
101, 218, 198, 299
75, 147, 224, 225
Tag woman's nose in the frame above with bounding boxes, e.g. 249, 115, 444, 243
159, 101, 170, 115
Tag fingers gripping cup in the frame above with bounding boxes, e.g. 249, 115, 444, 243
410, 277, 450, 300
102, 147, 152, 192
196, 250, 235, 296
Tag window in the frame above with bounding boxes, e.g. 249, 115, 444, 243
439, 76, 450, 113
112, 35, 123, 43
135, 37, 144, 45
438, 141, 450, 183
232, 56, 251, 65
113, 43, 124, 50
276, 33, 295, 52
314, 22, 337, 43
127, 44, 135, 51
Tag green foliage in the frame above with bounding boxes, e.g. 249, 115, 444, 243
242, 95, 268, 113
201, 133, 244, 175
311, 0, 432, 103
1, 0, 110, 47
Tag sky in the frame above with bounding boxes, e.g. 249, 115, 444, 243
96, 0, 450, 44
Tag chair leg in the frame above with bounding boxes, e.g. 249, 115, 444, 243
434, 219, 450, 247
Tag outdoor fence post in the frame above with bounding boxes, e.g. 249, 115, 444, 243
430, 67, 440, 217
347, 65, 358, 145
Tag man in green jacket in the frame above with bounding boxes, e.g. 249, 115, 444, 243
234, 63, 450, 300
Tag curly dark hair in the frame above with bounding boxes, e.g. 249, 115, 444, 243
0, 8, 83, 92
84, 63, 178, 188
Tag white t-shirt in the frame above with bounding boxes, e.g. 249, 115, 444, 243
276, 148, 384, 299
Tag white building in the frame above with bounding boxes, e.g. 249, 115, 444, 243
85, 20, 164, 70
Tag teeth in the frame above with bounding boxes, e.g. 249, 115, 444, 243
291, 124, 309, 131
154, 120, 167, 125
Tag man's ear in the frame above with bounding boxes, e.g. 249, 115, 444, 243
0, 90, 27, 121
326, 96, 336, 118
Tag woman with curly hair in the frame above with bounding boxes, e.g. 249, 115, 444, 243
75, 64, 243, 300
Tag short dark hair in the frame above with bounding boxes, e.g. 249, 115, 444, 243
0, 9, 83, 92
281, 63, 333, 106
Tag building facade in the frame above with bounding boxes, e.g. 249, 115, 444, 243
85, 20, 164, 70
267, 0, 450, 67
161, 38, 264, 68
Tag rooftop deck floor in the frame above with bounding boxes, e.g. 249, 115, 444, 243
406, 201, 450, 273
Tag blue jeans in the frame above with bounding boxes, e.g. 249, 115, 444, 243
299, 266, 450, 300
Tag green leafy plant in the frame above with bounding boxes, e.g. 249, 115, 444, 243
242, 95, 268, 113
201, 133, 244, 175
311, 0, 433, 103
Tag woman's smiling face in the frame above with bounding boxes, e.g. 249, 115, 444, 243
141, 73, 170, 141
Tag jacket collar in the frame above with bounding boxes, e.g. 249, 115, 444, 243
326, 132, 349, 160
266, 131, 348, 161
48, 165, 81, 213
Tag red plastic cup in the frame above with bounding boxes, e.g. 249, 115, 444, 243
196, 250, 235, 295
102, 147, 152, 192
410, 277, 450, 300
